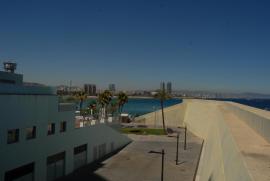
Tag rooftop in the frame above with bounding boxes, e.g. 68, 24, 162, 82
0, 66, 56, 95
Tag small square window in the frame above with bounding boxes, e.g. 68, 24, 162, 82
47, 123, 55, 135
26, 126, 36, 140
7, 129, 19, 144
60, 121, 66, 133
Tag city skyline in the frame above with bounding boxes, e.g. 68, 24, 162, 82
1, 1, 270, 94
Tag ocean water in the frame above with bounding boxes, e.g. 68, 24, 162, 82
122, 98, 182, 116
214, 98, 270, 111
82, 98, 182, 117
76, 97, 270, 116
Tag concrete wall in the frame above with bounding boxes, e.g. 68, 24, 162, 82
184, 100, 252, 181
134, 99, 254, 181
225, 102, 270, 143
134, 102, 187, 128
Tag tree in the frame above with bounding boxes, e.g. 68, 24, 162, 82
98, 90, 113, 119
154, 89, 171, 134
74, 92, 87, 115
117, 92, 128, 114
109, 99, 118, 116
88, 100, 97, 116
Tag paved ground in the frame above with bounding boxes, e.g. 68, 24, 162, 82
95, 132, 203, 181
60, 129, 203, 181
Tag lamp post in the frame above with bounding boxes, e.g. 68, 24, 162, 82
176, 133, 179, 164
149, 149, 165, 181
153, 106, 157, 127
170, 132, 180, 165
184, 126, 187, 150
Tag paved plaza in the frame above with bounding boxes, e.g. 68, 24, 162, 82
60, 130, 203, 181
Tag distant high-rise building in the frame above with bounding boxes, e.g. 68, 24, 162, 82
84, 84, 97, 96
160, 82, 165, 91
109, 84, 116, 92
167, 82, 172, 94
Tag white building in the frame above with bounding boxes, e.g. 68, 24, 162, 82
0, 63, 131, 181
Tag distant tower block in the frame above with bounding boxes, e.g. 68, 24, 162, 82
167, 82, 172, 94
3, 62, 17, 73
160, 82, 165, 91
109, 84, 116, 92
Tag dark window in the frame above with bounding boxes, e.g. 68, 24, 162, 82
111, 142, 114, 152
74, 144, 87, 155
47, 152, 65, 181
74, 144, 87, 170
7, 129, 19, 144
47, 152, 65, 164
0, 79, 15, 84
47, 123, 55, 135
60, 121, 66, 133
98, 143, 106, 158
26, 126, 36, 140
5, 162, 34, 181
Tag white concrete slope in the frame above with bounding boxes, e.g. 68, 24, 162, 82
132, 99, 270, 181
184, 99, 270, 181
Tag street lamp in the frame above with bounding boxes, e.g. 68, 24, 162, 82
153, 106, 157, 127
184, 126, 187, 150
176, 133, 179, 164
149, 149, 165, 181
169, 132, 180, 165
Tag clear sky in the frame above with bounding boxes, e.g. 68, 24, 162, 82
0, 0, 270, 93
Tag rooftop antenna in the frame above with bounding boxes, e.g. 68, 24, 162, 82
3, 61, 17, 73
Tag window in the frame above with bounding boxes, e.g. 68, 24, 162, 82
60, 121, 66, 133
5, 162, 34, 181
47, 152, 65, 181
98, 143, 106, 158
7, 129, 19, 144
47, 123, 55, 135
26, 126, 36, 140
74, 144, 87, 170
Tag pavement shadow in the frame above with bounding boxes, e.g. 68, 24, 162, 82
57, 143, 131, 181
57, 162, 108, 181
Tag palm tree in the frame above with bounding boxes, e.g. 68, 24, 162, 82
154, 89, 171, 134
117, 92, 128, 114
88, 100, 97, 116
98, 90, 113, 119
109, 99, 118, 116
74, 92, 87, 115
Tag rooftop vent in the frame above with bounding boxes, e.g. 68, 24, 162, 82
3, 62, 17, 73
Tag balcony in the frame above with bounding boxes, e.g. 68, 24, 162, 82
74, 115, 120, 129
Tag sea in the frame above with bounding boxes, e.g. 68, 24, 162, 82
122, 98, 182, 117
213, 98, 270, 111
82, 98, 182, 117
80, 97, 270, 117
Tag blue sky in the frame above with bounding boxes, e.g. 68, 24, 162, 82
0, 0, 270, 93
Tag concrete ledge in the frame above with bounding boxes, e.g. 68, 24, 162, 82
225, 102, 270, 143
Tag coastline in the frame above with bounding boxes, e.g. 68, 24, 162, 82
87, 95, 182, 99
